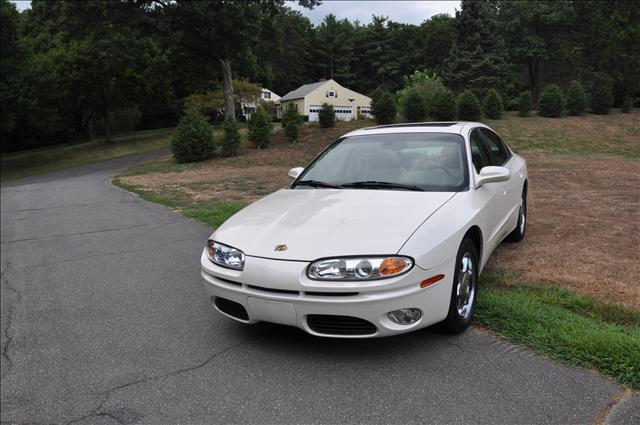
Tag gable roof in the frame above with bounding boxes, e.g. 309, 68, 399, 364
280, 80, 330, 101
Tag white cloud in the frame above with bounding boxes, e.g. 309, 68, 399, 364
10, 0, 459, 24
288, 0, 459, 25
10, 0, 31, 11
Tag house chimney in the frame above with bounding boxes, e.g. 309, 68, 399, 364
318, 78, 326, 82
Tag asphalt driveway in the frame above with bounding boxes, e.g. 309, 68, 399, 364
0, 152, 632, 424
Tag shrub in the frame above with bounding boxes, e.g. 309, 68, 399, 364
371, 88, 397, 124
285, 122, 299, 143
248, 107, 273, 148
456, 90, 482, 121
517, 91, 532, 117
621, 96, 632, 113
429, 88, 457, 121
538, 84, 565, 117
402, 88, 427, 122
590, 74, 613, 114
396, 69, 445, 114
483, 89, 504, 119
505, 98, 520, 112
565, 81, 587, 115
282, 104, 301, 143
221, 117, 240, 157
171, 107, 215, 163
318, 103, 336, 128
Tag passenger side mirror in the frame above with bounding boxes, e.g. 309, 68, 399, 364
476, 166, 510, 188
288, 167, 304, 179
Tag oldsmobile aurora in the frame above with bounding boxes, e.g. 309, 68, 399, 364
200, 122, 527, 337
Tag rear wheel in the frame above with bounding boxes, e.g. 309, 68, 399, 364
506, 189, 527, 242
440, 237, 478, 333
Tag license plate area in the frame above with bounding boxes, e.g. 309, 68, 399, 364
247, 297, 297, 326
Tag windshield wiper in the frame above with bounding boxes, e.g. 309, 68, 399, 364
340, 181, 425, 191
295, 179, 342, 189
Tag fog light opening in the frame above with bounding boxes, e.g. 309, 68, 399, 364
388, 308, 422, 325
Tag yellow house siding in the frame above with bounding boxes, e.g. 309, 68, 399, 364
304, 80, 371, 115
280, 80, 372, 120
279, 98, 305, 114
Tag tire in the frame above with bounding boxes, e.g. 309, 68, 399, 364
506, 188, 527, 243
440, 237, 478, 333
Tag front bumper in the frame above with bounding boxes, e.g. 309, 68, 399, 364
200, 250, 455, 338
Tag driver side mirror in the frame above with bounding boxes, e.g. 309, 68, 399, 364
288, 167, 304, 180
476, 166, 510, 188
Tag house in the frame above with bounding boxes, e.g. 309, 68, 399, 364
241, 88, 281, 120
279, 79, 372, 121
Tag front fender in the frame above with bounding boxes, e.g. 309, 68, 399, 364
398, 191, 482, 270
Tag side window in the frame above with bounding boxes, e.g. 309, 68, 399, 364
469, 129, 492, 173
480, 129, 511, 165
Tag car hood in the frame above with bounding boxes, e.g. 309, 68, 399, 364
212, 188, 456, 261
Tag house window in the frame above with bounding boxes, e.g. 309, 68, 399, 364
326, 90, 337, 98
262, 91, 271, 99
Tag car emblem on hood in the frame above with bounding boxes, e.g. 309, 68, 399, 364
274, 244, 288, 251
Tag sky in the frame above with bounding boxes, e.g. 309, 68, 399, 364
10, 1, 459, 24
289, 1, 459, 25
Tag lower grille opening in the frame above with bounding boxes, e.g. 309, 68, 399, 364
214, 297, 249, 321
307, 315, 377, 336
216, 277, 242, 287
247, 285, 299, 295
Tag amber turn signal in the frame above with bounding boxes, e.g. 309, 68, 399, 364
380, 257, 409, 276
420, 274, 445, 288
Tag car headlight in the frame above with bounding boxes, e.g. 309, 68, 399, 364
206, 240, 245, 270
307, 256, 413, 281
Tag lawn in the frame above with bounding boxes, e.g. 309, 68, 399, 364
479, 270, 640, 390
1, 128, 176, 181
113, 110, 639, 388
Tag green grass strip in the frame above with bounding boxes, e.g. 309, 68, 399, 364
476, 277, 640, 389
184, 203, 247, 227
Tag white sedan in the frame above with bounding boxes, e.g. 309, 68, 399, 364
200, 122, 527, 337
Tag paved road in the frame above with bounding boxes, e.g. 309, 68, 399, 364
0, 153, 631, 424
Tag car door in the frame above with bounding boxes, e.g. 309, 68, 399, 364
468, 128, 506, 254
479, 128, 519, 241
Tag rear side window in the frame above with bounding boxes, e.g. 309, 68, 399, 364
480, 128, 511, 165
469, 129, 492, 173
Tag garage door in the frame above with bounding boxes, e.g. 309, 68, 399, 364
308, 105, 353, 121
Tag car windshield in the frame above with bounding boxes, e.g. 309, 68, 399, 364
294, 133, 469, 192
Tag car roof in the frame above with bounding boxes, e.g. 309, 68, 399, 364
342, 121, 488, 138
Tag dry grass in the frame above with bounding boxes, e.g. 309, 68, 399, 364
488, 152, 640, 309
118, 121, 373, 206
117, 111, 640, 309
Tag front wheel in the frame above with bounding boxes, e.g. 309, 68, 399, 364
440, 237, 478, 333
506, 189, 527, 243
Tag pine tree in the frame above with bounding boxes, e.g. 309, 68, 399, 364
565, 81, 587, 115
483, 89, 504, 119
402, 89, 427, 122
517, 91, 532, 117
456, 90, 482, 121
171, 107, 215, 163
538, 84, 564, 117
443, 0, 512, 96
318, 103, 336, 128
282, 104, 301, 143
371, 88, 397, 124
590, 74, 613, 115
221, 117, 241, 156
429, 89, 457, 121
248, 107, 273, 148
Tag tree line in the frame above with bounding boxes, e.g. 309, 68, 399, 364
1, 0, 638, 152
